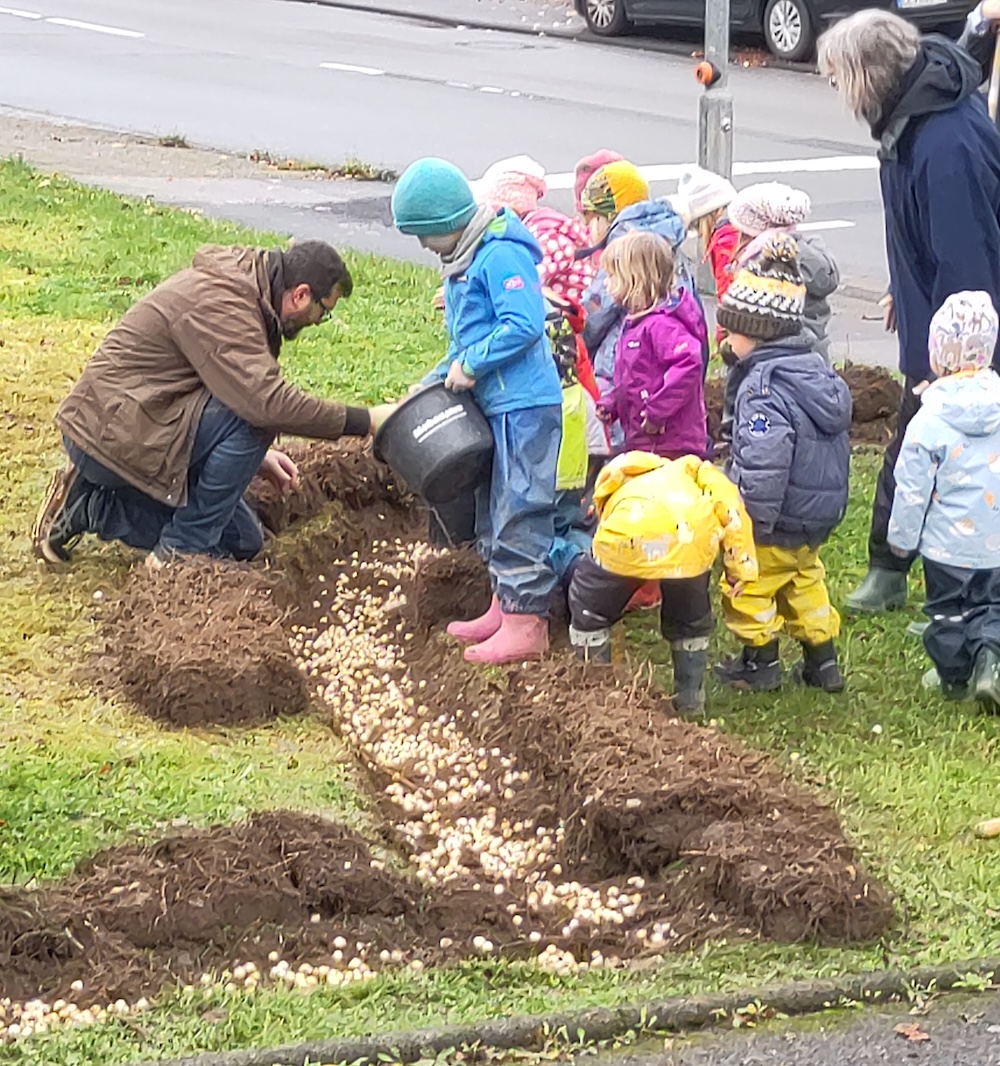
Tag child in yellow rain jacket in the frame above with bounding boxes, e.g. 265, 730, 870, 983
567, 451, 757, 712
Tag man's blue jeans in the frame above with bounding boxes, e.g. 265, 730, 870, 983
67, 398, 273, 560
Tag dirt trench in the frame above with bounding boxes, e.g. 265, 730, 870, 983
23, 439, 895, 1015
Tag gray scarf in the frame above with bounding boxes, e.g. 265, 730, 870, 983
439, 205, 496, 279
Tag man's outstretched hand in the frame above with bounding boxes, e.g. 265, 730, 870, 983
259, 449, 299, 496
368, 403, 398, 433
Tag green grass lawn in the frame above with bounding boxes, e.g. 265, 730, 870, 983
1, 158, 999, 1066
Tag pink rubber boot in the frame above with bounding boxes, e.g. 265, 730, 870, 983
446, 595, 502, 644
464, 612, 549, 665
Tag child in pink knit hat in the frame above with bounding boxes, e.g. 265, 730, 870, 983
474, 156, 597, 309
573, 149, 624, 216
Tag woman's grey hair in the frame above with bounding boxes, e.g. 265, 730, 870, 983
817, 10, 921, 128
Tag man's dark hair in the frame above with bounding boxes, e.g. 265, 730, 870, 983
280, 241, 353, 299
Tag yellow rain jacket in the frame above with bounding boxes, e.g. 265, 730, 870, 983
592, 451, 759, 583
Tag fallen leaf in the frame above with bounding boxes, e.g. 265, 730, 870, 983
894, 1022, 931, 1042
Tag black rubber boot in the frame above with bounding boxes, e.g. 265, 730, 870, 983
797, 639, 845, 693
569, 625, 612, 665
714, 640, 782, 691
670, 638, 708, 713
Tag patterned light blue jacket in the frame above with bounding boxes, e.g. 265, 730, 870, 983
889, 369, 1000, 569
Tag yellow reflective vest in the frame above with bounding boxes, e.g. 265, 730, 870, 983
592, 451, 759, 583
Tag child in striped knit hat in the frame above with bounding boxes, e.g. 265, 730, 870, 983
714, 233, 852, 695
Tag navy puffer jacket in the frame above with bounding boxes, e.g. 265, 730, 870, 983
725, 338, 852, 549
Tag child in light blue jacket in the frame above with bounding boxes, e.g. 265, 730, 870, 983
392, 158, 563, 666
888, 291, 1000, 707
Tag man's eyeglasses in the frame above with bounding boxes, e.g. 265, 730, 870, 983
312, 297, 332, 324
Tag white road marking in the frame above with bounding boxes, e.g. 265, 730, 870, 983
546, 155, 878, 190
0, 6, 42, 17
319, 61, 384, 76
799, 220, 856, 232
479, 85, 505, 93
46, 16, 143, 37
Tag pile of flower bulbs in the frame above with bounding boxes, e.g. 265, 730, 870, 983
0, 988, 148, 1045
290, 538, 664, 972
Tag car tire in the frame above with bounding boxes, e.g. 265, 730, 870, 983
583, 0, 631, 37
763, 0, 813, 61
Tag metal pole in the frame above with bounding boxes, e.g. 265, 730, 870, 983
698, 0, 734, 181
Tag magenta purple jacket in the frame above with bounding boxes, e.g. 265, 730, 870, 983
598, 289, 709, 459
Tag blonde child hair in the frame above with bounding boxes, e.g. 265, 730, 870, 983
603, 231, 675, 315
695, 210, 725, 253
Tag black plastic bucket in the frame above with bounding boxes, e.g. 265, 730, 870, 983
373, 382, 493, 504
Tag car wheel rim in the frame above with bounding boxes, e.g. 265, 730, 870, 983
769, 0, 801, 53
586, 0, 616, 28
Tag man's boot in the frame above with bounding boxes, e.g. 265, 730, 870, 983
796, 639, 845, 693
670, 637, 708, 713
715, 640, 782, 691
569, 625, 612, 665
972, 646, 1000, 711
845, 568, 908, 613
447, 595, 502, 644
465, 612, 549, 665
32, 462, 90, 564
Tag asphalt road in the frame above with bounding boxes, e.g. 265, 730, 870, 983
0, 0, 895, 361
582, 992, 1000, 1066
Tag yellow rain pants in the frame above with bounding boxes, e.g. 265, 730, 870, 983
722, 544, 840, 647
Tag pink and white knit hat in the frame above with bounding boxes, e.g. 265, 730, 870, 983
471, 156, 547, 217
929, 291, 999, 375
729, 182, 811, 237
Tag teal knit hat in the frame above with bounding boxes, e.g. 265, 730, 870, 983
391, 158, 477, 237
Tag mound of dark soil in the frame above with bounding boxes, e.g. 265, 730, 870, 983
105, 559, 308, 727
0, 812, 516, 1006
704, 363, 902, 448
841, 363, 901, 445
400, 649, 893, 947
244, 440, 410, 535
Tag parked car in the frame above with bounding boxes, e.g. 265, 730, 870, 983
575, 0, 975, 62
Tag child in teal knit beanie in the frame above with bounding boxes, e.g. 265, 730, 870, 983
391, 158, 564, 665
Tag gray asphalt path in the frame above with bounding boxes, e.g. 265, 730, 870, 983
582, 992, 1000, 1066
0, 0, 896, 363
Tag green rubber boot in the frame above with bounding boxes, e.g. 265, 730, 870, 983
845, 568, 908, 614
670, 637, 708, 714
972, 647, 1000, 711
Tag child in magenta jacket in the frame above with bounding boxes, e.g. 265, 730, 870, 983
597, 230, 709, 459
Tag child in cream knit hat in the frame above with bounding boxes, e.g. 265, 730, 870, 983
888, 291, 1000, 708
728, 181, 840, 361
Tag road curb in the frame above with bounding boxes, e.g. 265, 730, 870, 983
282, 0, 814, 69
130, 955, 1000, 1066
286, 0, 583, 38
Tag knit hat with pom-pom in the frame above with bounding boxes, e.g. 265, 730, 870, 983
729, 182, 811, 237
716, 231, 806, 341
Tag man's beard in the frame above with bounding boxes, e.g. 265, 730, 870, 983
281, 316, 308, 340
